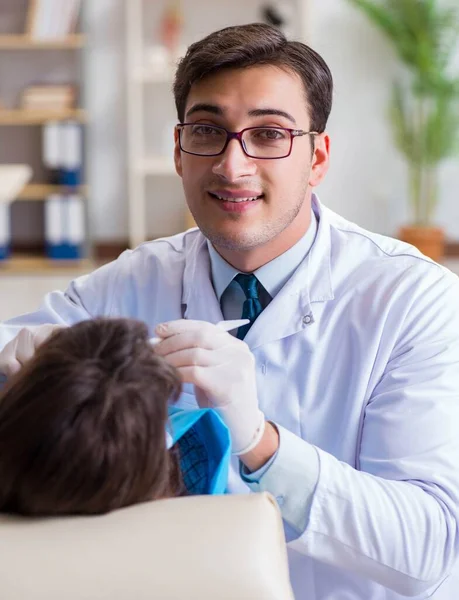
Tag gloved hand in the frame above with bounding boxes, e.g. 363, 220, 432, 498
154, 319, 265, 455
0, 324, 64, 378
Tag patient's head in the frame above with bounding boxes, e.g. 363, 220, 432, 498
0, 318, 183, 516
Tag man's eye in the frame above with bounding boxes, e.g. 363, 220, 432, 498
253, 128, 287, 140
191, 125, 222, 136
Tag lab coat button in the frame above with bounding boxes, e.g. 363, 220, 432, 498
302, 314, 314, 325
276, 496, 284, 506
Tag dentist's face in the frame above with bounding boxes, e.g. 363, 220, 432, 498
174, 65, 329, 262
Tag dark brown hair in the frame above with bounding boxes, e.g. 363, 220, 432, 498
0, 318, 183, 516
174, 22, 333, 133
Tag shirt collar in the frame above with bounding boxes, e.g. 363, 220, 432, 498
207, 208, 318, 301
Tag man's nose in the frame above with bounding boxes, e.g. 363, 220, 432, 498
212, 138, 257, 180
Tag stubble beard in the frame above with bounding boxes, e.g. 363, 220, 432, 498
197, 181, 309, 252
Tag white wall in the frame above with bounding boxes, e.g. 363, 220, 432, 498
309, 0, 407, 233
82, 0, 128, 242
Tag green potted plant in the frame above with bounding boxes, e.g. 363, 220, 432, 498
347, 0, 459, 261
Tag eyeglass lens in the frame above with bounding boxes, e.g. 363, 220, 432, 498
180, 124, 292, 158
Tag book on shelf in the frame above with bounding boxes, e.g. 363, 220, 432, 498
26, 0, 82, 40
20, 84, 77, 111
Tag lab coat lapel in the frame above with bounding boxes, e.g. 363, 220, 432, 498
182, 231, 224, 324
244, 200, 334, 350
243, 259, 313, 349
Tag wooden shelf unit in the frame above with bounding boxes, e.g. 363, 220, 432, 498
0, 2, 89, 274
17, 184, 89, 200
0, 109, 87, 125
0, 34, 85, 50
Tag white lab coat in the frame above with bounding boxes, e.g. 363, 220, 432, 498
2, 197, 459, 599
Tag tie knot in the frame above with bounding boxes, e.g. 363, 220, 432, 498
234, 273, 259, 300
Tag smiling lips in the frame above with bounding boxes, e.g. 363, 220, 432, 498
208, 190, 263, 203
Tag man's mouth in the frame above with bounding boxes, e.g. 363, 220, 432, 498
208, 192, 264, 203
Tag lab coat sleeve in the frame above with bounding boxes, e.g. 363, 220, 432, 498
0, 251, 132, 350
240, 426, 319, 535
250, 270, 459, 597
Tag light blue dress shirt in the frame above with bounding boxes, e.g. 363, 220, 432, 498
207, 210, 319, 533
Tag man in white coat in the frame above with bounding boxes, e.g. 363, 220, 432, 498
1, 23, 459, 599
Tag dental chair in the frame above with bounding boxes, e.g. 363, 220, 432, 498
0, 492, 294, 600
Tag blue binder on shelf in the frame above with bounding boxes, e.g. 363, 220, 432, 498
60, 120, 83, 187
42, 120, 83, 187
45, 194, 85, 260
0, 204, 10, 260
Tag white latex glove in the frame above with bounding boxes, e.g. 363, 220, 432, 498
0, 324, 64, 378
154, 319, 265, 455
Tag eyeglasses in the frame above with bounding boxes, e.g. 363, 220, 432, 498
176, 123, 318, 159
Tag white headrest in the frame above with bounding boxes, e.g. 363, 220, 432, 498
0, 492, 294, 600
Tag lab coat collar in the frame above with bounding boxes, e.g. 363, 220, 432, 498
182, 233, 224, 324
249, 196, 333, 348
307, 194, 334, 304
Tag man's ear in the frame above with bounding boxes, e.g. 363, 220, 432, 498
309, 133, 330, 188
174, 127, 182, 178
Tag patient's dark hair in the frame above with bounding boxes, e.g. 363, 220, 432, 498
0, 318, 183, 516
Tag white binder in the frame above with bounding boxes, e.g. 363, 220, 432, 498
44, 194, 64, 245
67, 194, 85, 245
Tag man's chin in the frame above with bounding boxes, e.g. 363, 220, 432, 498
201, 226, 267, 252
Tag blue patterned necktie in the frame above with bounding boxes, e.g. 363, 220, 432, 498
234, 273, 263, 340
